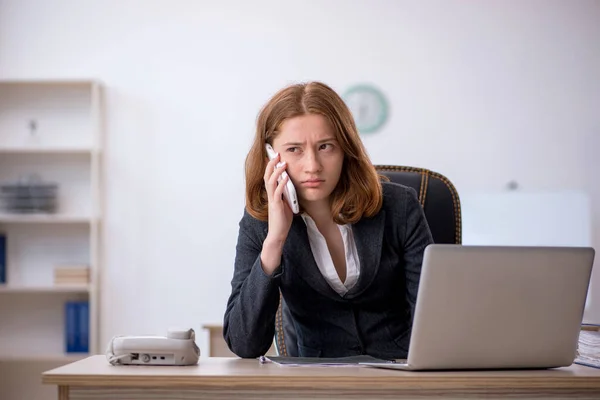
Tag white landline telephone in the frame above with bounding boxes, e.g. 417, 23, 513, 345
106, 328, 200, 366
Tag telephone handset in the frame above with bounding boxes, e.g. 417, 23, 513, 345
106, 328, 200, 366
265, 144, 299, 214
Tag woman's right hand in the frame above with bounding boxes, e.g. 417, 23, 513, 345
261, 152, 294, 275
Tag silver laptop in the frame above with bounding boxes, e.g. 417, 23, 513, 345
361, 244, 595, 371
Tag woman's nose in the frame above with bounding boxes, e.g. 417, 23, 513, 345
304, 151, 322, 173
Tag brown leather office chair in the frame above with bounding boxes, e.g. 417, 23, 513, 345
274, 165, 462, 356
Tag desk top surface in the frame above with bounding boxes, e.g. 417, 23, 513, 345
42, 355, 600, 390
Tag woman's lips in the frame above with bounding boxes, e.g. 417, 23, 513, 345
301, 179, 324, 188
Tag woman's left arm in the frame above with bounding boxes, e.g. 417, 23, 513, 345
402, 187, 434, 320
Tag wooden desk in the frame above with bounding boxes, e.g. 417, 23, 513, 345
202, 324, 277, 357
201, 324, 237, 357
42, 355, 600, 400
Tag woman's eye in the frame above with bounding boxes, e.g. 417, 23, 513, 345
286, 147, 299, 153
319, 143, 333, 150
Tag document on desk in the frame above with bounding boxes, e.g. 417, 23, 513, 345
575, 330, 600, 369
262, 355, 395, 367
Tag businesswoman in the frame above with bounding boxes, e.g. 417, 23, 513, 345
223, 81, 433, 359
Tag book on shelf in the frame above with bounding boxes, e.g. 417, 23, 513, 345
0, 233, 5, 284
54, 264, 90, 286
65, 300, 89, 353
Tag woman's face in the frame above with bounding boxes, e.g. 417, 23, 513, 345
272, 114, 344, 208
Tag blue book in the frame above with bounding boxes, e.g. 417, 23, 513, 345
65, 302, 79, 353
76, 301, 90, 353
0, 233, 6, 284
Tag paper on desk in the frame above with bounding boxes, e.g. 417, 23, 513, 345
575, 330, 600, 369
263, 355, 396, 367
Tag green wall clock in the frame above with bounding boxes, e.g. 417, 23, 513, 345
343, 84, 389, 134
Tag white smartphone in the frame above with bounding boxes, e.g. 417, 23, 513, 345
265, 143, 299, 214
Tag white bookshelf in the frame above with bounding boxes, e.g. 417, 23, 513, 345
0, 354, 87, 362
0, 214, 93, 224
0, 147, 94, 155
0, 284, 90, 293
0, 79, 103, 399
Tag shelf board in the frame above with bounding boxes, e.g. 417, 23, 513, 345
0, 354, 88, 363
0, 147, 95, 155
0, 285, 90, 294
0, 214, 94, 224
0, 79, 98, 86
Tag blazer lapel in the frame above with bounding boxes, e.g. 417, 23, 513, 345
344, 209, 386, 299
282, 217, 341, 300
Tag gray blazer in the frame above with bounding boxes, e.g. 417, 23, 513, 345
223, 182, 434, 359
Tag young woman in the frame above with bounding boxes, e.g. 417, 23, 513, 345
223, 81, 433, 359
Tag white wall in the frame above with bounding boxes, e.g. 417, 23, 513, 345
1, 0, 599, 355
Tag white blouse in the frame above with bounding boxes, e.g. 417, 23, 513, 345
301, 214, 361, 296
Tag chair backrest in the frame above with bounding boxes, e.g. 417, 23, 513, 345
274, 166, 462, 356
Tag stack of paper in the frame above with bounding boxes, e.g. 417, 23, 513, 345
54, 265, 90, 286
575, 329, 600, 369
263, 355, 396, 367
